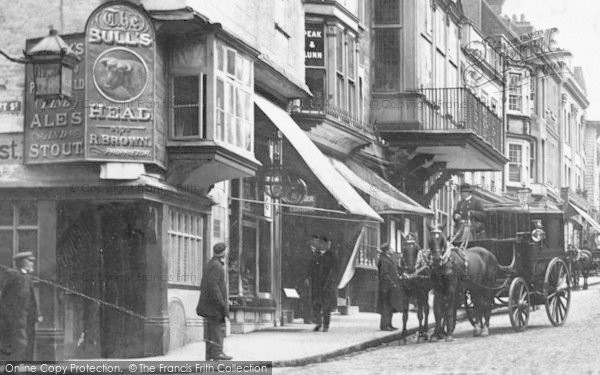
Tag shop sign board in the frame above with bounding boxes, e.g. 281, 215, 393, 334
24, 34, 86, 164
0, 133, 23, 164
305, 23, 324, 66
85, 2, 156, 163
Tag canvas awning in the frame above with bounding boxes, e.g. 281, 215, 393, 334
569, 203, 600, 232
254, 95, 382, 222
329, 158, 433, 216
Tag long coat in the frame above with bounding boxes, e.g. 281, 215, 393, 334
377, 252, 406, 313
308, 251, 338, 311
454, 196, 485, 223
196, 257, 228, 322
0, 268, 38, 361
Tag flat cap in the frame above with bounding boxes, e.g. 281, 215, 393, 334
213, 242, 227, 255
13, 251, 36, 261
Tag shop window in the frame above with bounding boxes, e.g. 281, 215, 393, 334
215, 42, 254, 152
168, 207, 204, 286
0, 201, 38, 270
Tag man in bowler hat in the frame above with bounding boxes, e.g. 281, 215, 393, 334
377, 243, 403, 331
196, 243, 232, 361
0, 251, 39, 361
453, 184, 486, 243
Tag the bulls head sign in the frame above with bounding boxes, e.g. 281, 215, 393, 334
85, 2, 156, 163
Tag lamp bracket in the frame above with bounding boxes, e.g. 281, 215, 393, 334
0, 50, 27, 64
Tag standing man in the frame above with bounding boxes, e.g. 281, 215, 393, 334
453, 184, 486, 243
196, 243, 232, 361
307, 236, 338, 332
377, 243, 402, 331
0, 251, 39, 361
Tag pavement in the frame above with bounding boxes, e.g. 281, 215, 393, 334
145, 276, 600, 368
146, 310, 427, 367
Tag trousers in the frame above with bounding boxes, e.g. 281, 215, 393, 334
204, 317, 224, 360
312, 302, 331, 328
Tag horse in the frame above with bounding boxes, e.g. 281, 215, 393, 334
568, 248, 595, 290
399, 239, 433, 340
427, 225, 515, 340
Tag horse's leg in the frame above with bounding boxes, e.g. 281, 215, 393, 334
472, 292, 482, 336
402, 307, 409, 337
481, 293, 492, 336
416, 296, 424, 340
583, 268, 589, 290
423, 292, 430, 334
431, 292, 443, 341
445, 284, 457, 341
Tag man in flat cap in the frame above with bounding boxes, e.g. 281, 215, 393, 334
0, 251, 39, 361
453, 184, 486, 245
196, 243, 232, 361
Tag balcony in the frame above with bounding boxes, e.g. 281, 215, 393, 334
291, 97, 374, 155
373, 87, 507, 171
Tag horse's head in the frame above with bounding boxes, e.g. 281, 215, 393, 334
427, 224, 448, 268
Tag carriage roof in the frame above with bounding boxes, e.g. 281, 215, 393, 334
481, 202, 563, 215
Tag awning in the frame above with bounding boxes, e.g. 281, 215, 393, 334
254, 95, 382, 222
569, 203, 600, 232
329, 158, 433, 216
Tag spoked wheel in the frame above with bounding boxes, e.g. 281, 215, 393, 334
508, 277, 530, 332
543, 258, 571, 326
464, 289, 477, 326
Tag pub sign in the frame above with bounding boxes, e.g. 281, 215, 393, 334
85, 2, 156, 163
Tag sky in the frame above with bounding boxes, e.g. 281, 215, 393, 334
503, 0, 600, 119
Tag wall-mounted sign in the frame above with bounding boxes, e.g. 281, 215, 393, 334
0, 101, 21, 114
85, 2, 156, 163
305, 23, 324, 66
0, 133, 23, 164
24, 34, 85, 164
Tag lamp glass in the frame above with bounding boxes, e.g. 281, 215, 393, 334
34, 61, 61, 97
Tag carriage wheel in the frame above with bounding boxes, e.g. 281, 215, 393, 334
543, 258, 571, 327
464, 289, 477, 326
508, 277, 530, 332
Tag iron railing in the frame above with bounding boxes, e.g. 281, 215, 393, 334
292, 97, 373, 134
417, 87, 504, 153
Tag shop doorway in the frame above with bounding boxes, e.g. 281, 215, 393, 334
57, 202, 146, 359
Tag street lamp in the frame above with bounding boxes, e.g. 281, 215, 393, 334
0, 27, 78, 99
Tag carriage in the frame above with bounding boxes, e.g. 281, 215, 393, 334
460, 201, 571, 332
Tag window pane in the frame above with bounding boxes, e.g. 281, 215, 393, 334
305, 68, 326, 109
18, 229, 37, 256
174, 77, 198, 104
227, 114, 235, 145
235, 54, 243, 81
235, 88, 243, 118
336, 74, 345, 108
0, 230, 13, 266
245, 121, 253, 152
336, 29, 344, 72
227, 50, 236, 76
373, 29, 400, 91
348, 35, 355, 79
217, 44, 224, 72
174, 108, 199, 137
17, 202, 37, 226
374, 0, 400, 24
216, 110, 224, 141
0, 201, 13, 226
509, 165, 521, 182
216, 78, 224, 110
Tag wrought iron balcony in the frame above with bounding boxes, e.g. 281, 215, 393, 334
417, 88, 503, 153
292, 96, 372, 135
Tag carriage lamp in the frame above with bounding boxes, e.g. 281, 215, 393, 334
517, 187, 532, 207
531, 220, 546, 243
263, 153, 288, 199
24, 27, 79, 99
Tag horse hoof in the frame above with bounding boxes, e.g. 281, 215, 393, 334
445, 335, 455, 342
481, 327, 489, 337
473, 327, 481, 337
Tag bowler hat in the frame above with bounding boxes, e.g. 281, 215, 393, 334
379, 242, 390, 252
460, 184, 473, 193
213, 242, 227, 256
13, 251, 35, 261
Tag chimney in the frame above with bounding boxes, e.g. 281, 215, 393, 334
485, 0, 506, 15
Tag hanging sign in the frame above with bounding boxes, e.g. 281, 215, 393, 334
85, 2, 156, 163
305, 23, 324, 66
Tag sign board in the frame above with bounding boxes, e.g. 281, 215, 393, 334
0, 133, 23, 164
288, 194, 316, 212
0, 101, 21, 114
305, 23, 324, 66
24, 34, 85, 164
85, 2, 156, 163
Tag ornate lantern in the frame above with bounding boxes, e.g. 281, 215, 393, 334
25, 28, 79, 99
263, 153, 288, 199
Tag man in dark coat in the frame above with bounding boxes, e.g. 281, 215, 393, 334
377, 243, 403, 331
307, 237, 338, 332
453, 184, 486, 243
196, 243, 232, 361
0, 251, 39, 361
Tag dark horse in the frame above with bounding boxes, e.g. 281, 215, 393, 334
428, 226, 515, 340
399, 238, 432, 340
568, 248, 595, 290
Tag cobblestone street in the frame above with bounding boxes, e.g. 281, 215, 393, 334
276, 281, 600, 375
